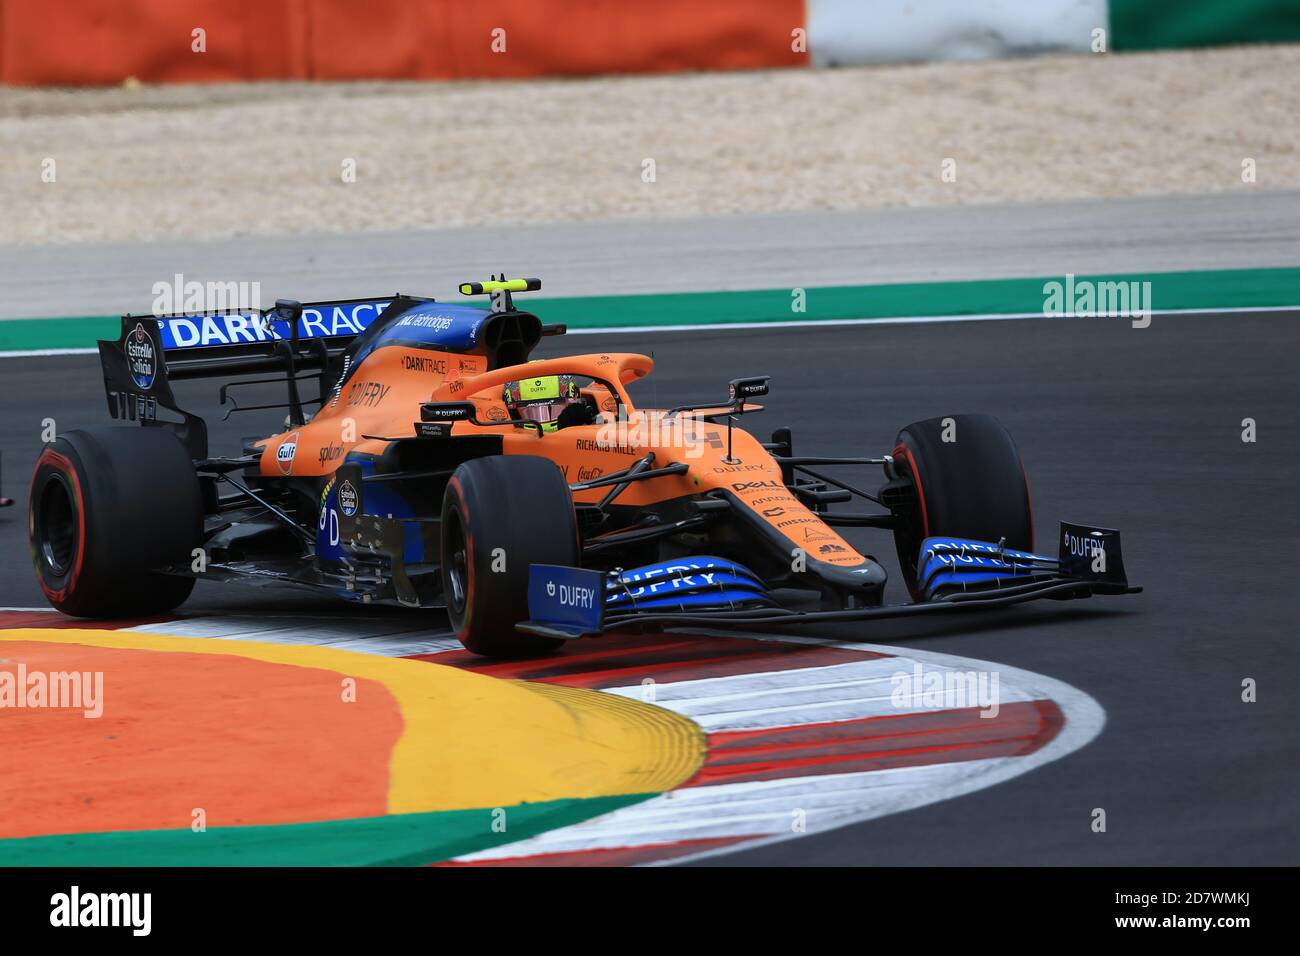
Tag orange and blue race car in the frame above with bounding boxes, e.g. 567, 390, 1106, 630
28, 277, 1139, 657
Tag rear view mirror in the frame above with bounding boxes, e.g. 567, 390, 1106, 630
420, 401, 476, 422
274, 299, 303, 323
728, 376, 770, 404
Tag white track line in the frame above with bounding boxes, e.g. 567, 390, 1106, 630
2, 304, 1296, 359
124, 615, 461, 657
560, 304, 1300, 336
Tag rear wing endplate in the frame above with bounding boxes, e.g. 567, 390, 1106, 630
98, 296, 419, 458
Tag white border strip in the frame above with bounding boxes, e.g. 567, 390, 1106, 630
0, 347, 100, 358
561, 304, 1300, 336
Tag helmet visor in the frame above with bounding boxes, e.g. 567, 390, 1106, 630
516, 400, 572, 424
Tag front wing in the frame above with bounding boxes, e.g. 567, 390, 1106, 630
518, 521, 1141, 639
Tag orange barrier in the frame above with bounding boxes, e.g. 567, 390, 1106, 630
0, 0, 807, 85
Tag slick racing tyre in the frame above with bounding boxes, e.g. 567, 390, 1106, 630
29, 427, 202, 617
890, 414, 1034, 598
441, 455, 580, 658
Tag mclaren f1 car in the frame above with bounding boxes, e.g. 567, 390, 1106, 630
28, 277, 1138, 657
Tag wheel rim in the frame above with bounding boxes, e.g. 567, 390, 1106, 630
37, 474, 78, 578
444, 510, 469, 617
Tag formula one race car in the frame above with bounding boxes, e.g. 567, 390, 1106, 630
29, 277, 1139, 657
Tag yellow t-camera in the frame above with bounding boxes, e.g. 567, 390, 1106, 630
458, 278, 542, 296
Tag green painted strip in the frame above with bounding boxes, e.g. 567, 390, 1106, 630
1, 267, 1297, 352
1111, 0, 1300, 50
0, 315, 119, 352
537, 267, 1300, 330
0, 793, 646, 867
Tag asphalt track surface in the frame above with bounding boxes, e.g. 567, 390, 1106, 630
1, 307, 1296, 865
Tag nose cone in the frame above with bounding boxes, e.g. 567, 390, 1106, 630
810, 555, 889, 596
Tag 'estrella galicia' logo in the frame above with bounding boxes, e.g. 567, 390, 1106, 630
338, 480, 358, 517
126, 323, 157, 390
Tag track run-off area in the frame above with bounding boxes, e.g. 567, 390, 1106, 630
1, 299, 1296, 864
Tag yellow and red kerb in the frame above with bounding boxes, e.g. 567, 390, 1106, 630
0, 629, 704, 841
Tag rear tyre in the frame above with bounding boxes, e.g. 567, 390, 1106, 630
890, 414, 1033, 598
441, 455, 579, 658
29, 427, 201, 617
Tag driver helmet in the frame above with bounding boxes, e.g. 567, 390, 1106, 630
502, 372, 582, 432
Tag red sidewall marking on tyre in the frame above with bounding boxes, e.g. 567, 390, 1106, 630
29, 449, 87, 602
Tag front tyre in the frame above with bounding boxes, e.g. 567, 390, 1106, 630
29, 427, 202, 617
441, 455, 580, 658
890, 414, 1033, 598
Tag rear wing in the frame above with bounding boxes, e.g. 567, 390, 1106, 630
98, 296, 422, 459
